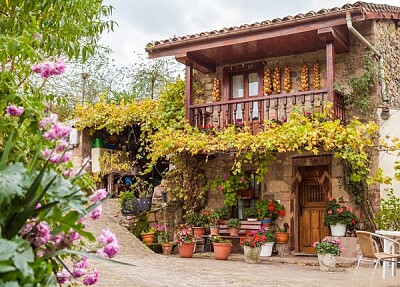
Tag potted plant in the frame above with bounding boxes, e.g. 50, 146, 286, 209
227, 218, 241, 236
256, 199, 285, 226
175, 226, 196, 258
324, 197, 357, 236
209, 209, 221, 236
133, 177, 154, 211
119, 190, 140, 215
257, 227, 275, 257
240, 232, 266, 263
141, 226, 156, 245
184, 209, 208, 237
208, 172, 251, 207
313, 239, 342, 271
274, 222, 290, 244
242, 206, 258, 220
159, 225, 175, 255
209, 235, 232, 260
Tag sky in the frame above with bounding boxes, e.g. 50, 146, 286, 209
100, 0, 400, 67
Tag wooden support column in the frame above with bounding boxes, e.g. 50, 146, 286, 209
326, 41, 335, 102
185, 61, 193, 124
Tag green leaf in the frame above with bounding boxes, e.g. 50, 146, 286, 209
0, 132, 14, 168
12, 246, 34, 277
0, 264, 17, 273
0, 239, 18, 260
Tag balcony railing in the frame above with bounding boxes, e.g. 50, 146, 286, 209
189, 89, 345, 133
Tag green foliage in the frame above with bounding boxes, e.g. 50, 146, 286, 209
207, 172, 251, 207
132, 177, 153, 197
242, 206, 258, 219
256, 199, 285, 221
227, 218, 241, 228
212, 206, 230, 220
131, 214, 150, 238
209, 235, 231, 244
375, 189, 400, 231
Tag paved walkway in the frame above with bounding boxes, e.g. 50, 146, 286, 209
85, 200, 400, 287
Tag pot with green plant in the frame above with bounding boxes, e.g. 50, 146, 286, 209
227, 218, 241, 236
210, 235, 232, 260
275, 222, 290, 244
257, 227, 275, 257
159, 225, 175, 255
184, 209, 208, 237
209, 209, 221, 235
242, 206, 258, 221
133, 177, 154, 211
324, 197, 357, 236
119, 190, 140, 215
256, 199, 286, 227
141, 226, 156, 245
375, 188, 400, 231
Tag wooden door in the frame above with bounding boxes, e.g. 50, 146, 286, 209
298, 166, 330, 253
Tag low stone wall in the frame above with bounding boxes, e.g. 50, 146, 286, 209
325, 236, 360, 258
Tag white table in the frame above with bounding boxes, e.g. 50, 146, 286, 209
375, 230, 400, 279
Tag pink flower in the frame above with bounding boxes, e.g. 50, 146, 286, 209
31, 59, 66, 78
98, 241, 120, 258
217, 185, 223, 191
35, 203, 42, 209
39, 114, 58, 130
63, 168, 75, 177
223, 174, 228, 180
97, 229, 117, 245
89, 189, 107, 202
328, 196, 333, 201
31, 221, 51, 248
73, 267, 86, 278
55, 139, 69, 152
240, 177, 246, 183
67, 229, 81, 243
83, 269, 99, 286
89, 206, 102, 220
312, 241, 318, 248
57, 269, 70, 284
327, 210, 332, 215
337, 208, 343, 214
6, 105, 24, 116
74, 257, 89, 269
346, 206, 351, 212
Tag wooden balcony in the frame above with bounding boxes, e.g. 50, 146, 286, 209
189, 89, 345, 133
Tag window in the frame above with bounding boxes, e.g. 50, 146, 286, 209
228, 66, 263, 124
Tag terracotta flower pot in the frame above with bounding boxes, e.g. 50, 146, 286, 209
243, 246, 262, 263
229, 227, 239, 236
275, 232, 289, 244
161, 243, 174, 255
213, 242, 232, 260
209, 226, 220, 236
141, 233, 155, 245
192, 226, 206, 237
179, 242, 195, 258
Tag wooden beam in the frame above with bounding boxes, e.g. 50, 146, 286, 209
326, 41, 335, 102
185, 62, 193, 123
149, 17, 348, 58
318, 27, 349, 53
176, 53, 216, 73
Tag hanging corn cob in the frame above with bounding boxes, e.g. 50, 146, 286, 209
313, 63, 320, 90
301, 64, 309, 91
263, 68, 272, 95
212, 78, 221, 102
283, 65, 291, 93
273, 67, 281, 94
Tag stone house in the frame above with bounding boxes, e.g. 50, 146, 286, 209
146, 2, 400, 254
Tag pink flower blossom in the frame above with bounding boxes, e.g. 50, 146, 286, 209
346, 205, 351, 212
39, 114, 58, 130
31, 221, 51, 247
60, 152, 72, 163
6, 105, 24, 116
31, 60, 66, 78
52, 233, 65, 249
98, 241, 120, 258
217, 185, 223, 191
35, 203, 42, 209
97, 229, 117, 245
337, 208, 343, 214
327, 210, 332, 215
328, 196, 333, 201
43, 123, 72, 141
55, 139, 69, 152
66, 229, 81, 243
89, 205, 102, 220
57, 269, 70, 284
63, 168, 76, 177
83, 269, 99, 286
73, 267, 86, 278
223, 174, 228, 180
89, 189, 107, 202
74, 257, 88, 269
240, 177, 246, 183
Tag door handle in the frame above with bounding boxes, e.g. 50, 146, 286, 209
299, 204, 303, 215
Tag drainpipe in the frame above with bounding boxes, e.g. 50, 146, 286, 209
345, 12, 388, 103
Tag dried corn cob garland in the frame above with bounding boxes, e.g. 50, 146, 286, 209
212, 78, 221, 102
283, 65, 291, 93
263, 68, 272, 95
300, 64, 309, 91
273, 67, 281, 94
313, 63, 320, 90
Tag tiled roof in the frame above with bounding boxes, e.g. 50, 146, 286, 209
146, 1, 400, 52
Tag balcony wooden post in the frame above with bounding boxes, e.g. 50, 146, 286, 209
326, 41, 335, 102
185, 61, 193, 124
